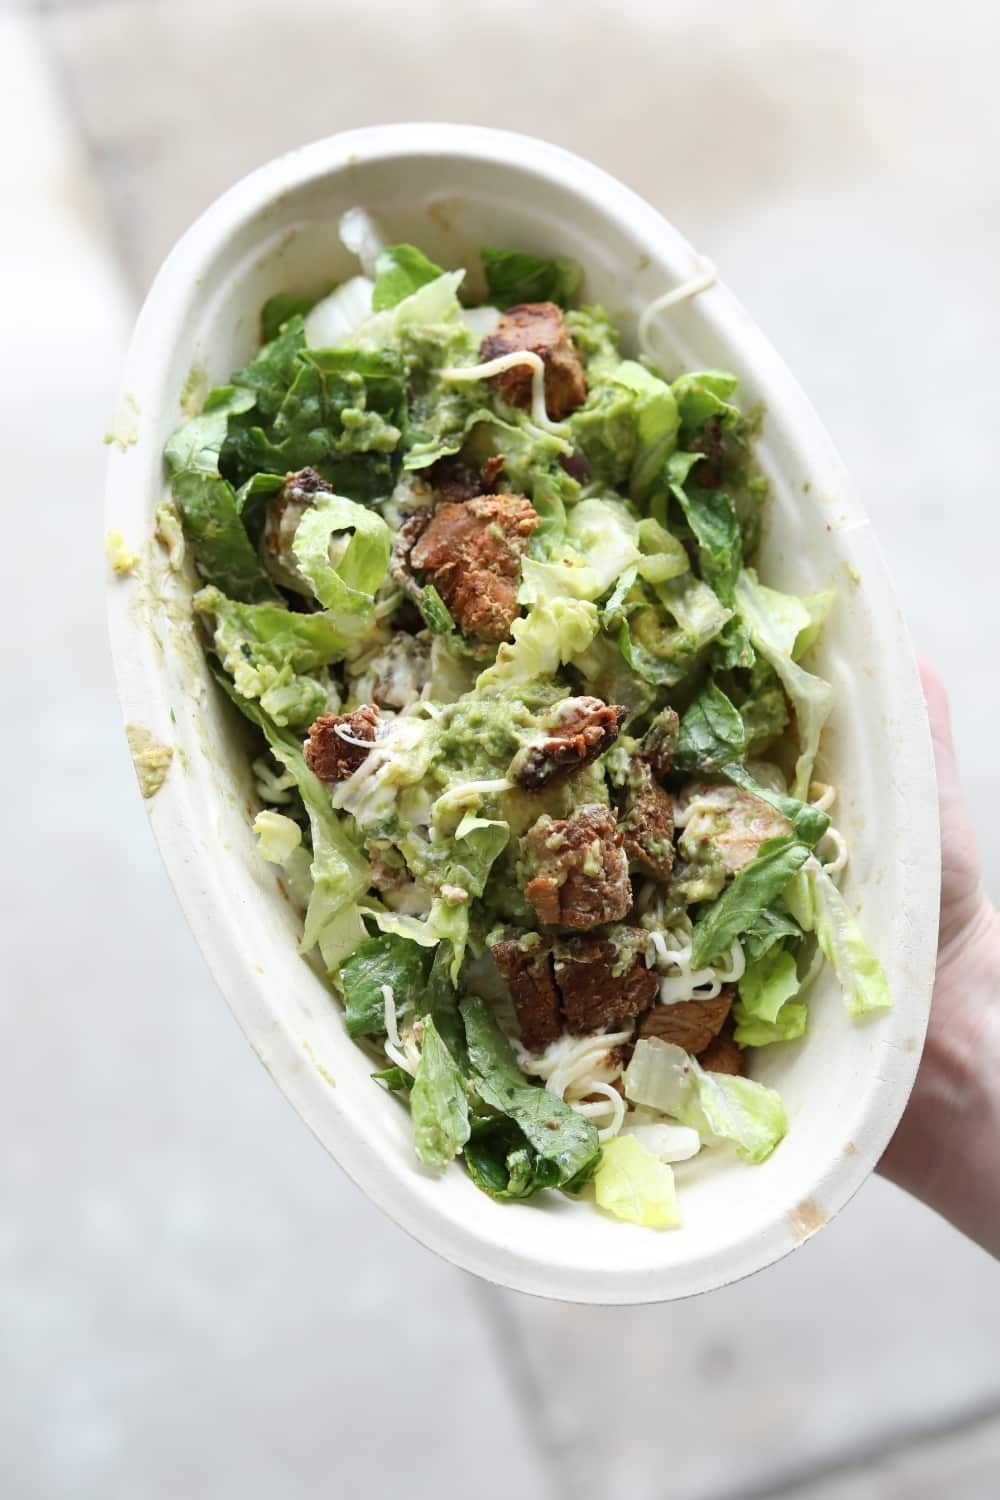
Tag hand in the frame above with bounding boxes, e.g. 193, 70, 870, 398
877, 660, 1000, 1256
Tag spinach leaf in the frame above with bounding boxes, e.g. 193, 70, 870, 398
675, 681, 748, 772
480, 247, 581, 309
234, 470, 284, 546
690, 836, 812, 968
164, 385, 278, 603
460, 997, 600, 1185
339, 933, 428, 1038
410, 1017, 471, 1167
372, 244, 444, 311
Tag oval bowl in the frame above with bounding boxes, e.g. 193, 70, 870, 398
105, 124, 938, 1303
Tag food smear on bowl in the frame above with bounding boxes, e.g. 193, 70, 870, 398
162, 209, 891, 1227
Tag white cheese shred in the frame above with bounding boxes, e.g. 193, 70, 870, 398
638, 259, 717, 362
440, 351, 567, 436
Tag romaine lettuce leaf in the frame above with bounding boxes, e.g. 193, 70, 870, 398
460, 997, 601, 1185
164, 385, 278, 603
463, 1116, 562, 1200
671, 370, 741, 435
194, 585, 354, 725
690, 836, 813, 968
734, 944, 806, 1046
290, 493, 391, 614
740, 906, 804, 964
623, 1038, 787, 1163
372, 244, 445, 311
675, 681, 748, 772
735, 570, 834, 797
593, 1134, 682, 1228
481, 247, 581, 309
668, 449, 741, 604
476, 598, 599, 692
261, 292, 326, 343
338, 932, 428, 1038
410, 1015, 471, 1167
212, 672, 370, 969
230, 314, 306, 425
807, 862, 892, 1016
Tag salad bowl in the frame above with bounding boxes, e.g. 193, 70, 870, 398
105, 124, 938, 1302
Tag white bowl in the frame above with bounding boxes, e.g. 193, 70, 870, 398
105, 124, 938, 1303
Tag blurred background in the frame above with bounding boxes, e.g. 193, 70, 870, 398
4, 0, 999, 1495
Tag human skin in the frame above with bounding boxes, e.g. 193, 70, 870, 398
877, 661, 1000, 1258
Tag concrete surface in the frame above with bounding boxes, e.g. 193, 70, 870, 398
4, 1, 999, 1496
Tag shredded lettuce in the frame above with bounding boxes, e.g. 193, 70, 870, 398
624, 1039, 787, 1164
593, 1135, 682, 1229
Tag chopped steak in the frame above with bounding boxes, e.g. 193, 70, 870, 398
492, 939, 561, 1053
641, 706, 680, 780
511, 697, 627, 789
304, 704, 379, 781
553, 934, 658, 1035
428, 454, 506, 504
637, 989, 733, 1054
480, 301, 587, 420
620, 759, 675, 881
698, 1017, 744, 1075
523, 804, 631, 930
410, 493, 540, 641
680, 783, 792, 874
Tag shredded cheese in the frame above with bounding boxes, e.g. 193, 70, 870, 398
440, 351, 568, 437
638, 259, 717, 362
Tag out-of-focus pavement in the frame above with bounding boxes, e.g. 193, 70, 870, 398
3, 2, 999, 1497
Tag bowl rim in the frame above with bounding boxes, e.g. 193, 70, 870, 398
105, 123, 939, 1303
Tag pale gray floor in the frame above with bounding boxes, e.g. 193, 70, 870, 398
4, 1, 999, 1497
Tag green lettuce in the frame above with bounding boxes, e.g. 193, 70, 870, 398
734, 945, 807, 1046
624, 1038, 787, 1164
735, 570, 834, 797
481, 247, 581, 309
463, 1116, 561, 1200
668, 449, 741, 604
212, 674, 370, 970
194, 585, 347, 726
231, 314, 307, 425
675, 681, 748, 772
410, 1016, 471, 1167
690, 836, 813, 968
261, 292, 326, 343
807, 862, 892, 1016
476, 598, 599, 692
593, 1134, 682, 1228
460, 997, 601, 1186
290, 493, 391, 614
372, 244, 445, 311
671, 370, 741, 435
338, 933, 428, 1038
740, 906, 804, 964
164, 385, 277, 603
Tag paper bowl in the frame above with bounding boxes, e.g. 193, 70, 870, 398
105, 124, 938, 1303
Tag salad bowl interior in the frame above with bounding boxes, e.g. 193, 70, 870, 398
106, 124, 938, 1303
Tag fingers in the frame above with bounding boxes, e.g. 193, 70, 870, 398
918, 655, 958, 778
